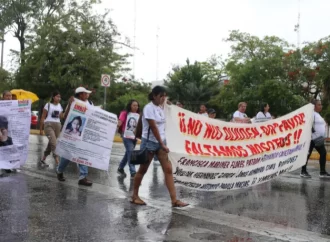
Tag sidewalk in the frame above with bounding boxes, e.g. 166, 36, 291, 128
29, 129, 329, 161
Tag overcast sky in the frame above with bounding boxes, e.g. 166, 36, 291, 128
3, 0, 330, 82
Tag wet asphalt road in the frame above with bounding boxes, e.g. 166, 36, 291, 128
1, 135, 330, 241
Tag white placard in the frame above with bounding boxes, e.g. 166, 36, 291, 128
56, 100, 117, 171
123, 112, 140, 139
0, 100, 31, 169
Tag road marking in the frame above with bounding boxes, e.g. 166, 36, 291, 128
20, 169, 330, 242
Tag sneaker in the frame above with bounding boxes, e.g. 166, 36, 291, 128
117, 168, 127, 177
78, 178, 93, 186
131, 173, 136, 179
320, 172, 330, 178
40, 160, 49, 167
57, 173, 65, 182
300, 172, 311, 178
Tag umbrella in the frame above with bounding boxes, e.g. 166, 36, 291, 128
11, 89, 39, 103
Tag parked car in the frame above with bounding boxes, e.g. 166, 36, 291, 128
31, 111, 39, 129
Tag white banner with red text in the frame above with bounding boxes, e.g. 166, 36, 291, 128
0, 100, 31, 169
165, 104, 314, 191
56, 100, 117, 171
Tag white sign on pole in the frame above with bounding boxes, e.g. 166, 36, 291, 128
101, 74, 111, 87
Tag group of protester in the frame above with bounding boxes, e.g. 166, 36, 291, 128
1, 84, 329, 208
194, 100, 329, 178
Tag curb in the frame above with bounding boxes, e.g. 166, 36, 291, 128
29, 130, 329, 161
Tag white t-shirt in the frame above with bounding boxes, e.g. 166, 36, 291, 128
256, 112, 272, 119
198, 112, 208, 117
142, 102, 166, 143
312, 112, 326, 139
233, 110, 247, 119
44, 103, 63, 123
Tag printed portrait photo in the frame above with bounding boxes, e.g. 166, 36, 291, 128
0, 116, 13, 147
126, 117, 137, 132
65, 115, 86, 137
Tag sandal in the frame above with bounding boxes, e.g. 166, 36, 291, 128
130, 197, 146, 206
172, 200, 189, 208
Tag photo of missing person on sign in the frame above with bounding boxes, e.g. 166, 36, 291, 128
126, 117, 137, 132
65, 115, 86, 137
0, 116, 13, 147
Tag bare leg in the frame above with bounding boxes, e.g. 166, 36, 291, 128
131, 152, 154, 204
157, 149, 188, 207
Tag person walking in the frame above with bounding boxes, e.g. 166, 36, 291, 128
256, 103, 272, 119
207, 108, 217, 119
39, 91, 63, 166
131, 86, 188, 207
56, 87, 93, 186
301, 100, 330, 178
117, 99, 140, 178
198, 104, 208, 116
233, 102, 251, 123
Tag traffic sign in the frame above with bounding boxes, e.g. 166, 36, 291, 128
101, 74, 111, 87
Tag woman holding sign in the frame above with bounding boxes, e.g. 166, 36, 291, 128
256, 103, 272, 119
117, 100, 140, 178
39, 91, 63, 166
131, 86, 188, 207
255, 103, 272, 123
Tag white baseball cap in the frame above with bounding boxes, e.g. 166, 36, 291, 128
75, 87, 92, 94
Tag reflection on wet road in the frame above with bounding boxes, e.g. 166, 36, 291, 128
1, 135, 330, 241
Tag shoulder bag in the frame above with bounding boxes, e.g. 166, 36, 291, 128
130, 127, 150, 165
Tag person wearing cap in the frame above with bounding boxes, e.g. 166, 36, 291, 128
207, 108, 216, 119
56, 87, 93, 186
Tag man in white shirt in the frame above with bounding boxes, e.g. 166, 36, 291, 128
301, 99, 330, 178
233, 102, 251, 123
57, 87, 94, 186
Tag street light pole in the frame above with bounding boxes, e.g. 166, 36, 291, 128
0, 30, 4, 69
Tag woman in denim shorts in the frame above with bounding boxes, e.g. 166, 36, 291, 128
131, 86, 188, 208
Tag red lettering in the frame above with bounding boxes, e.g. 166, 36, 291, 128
185, 140, 192, 154
285, 133, 292, 146
191, 142, 200, 155
178, 112, 186, 134
298, 113, 305, 124
187, 118, 202, 136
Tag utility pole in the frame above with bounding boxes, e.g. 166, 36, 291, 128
0, 30, 4, 69
156, 26, 160, 81
132, 0, 137, 79
294, 0, 301, 49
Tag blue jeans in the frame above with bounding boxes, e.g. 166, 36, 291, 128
119, 137, 137, 174
57, 157, 88, 180
140, 138, 166, 152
